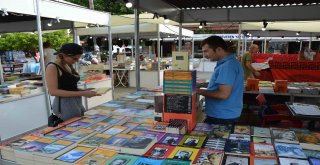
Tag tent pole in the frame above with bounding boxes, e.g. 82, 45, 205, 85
192, 38, 195, 65
157, 25, 161, 86
0, 55, 4, 84
36, 0, 51, 117
178, 11, 183, 51
108, 15, 114, 100
134, 0, 140, 90
131, 38, 134, 58
309, 32, 312, 49
264, 38, 267, 53
237, 23, 242, 58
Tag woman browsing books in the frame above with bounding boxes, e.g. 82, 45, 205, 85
45, 43, 100, 121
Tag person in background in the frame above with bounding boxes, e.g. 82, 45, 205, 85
45, 43, 99, 121
196, 36, 244, 126
299, 43, 316, 60
241, 44, 261, 80
43, 42, 57, 64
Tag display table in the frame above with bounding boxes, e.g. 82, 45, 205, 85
129, 70, 164, 88
0, 93, 48, 141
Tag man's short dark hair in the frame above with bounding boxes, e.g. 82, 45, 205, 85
201, 36, 228, 51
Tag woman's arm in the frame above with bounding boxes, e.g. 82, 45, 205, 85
45, 64, 98, 98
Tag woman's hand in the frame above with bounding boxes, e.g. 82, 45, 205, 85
82, 90, 100, 98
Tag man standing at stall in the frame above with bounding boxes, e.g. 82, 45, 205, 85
196, 36, 244, 126
241, 44, 260, 80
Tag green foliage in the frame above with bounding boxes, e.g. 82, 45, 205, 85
0, 30, 72, 51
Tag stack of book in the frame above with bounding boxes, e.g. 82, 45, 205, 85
166, 119, 188, 134
163, 70, 196, 95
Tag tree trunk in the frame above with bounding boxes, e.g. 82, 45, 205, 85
89, 0, 94, 9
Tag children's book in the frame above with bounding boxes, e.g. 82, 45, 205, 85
225, 139, 250, 156
252, 127, 271, 137
78, 134, 112, 147
203, 138, 226, 151
105, 154, 139, 165
76, 148, 117, 165
144, 144, 175, 159
229, 134, 251, 141
225, 155, 249, 165
274, 142, 307, 159
193, 148, 224, 165
45, 127, 78, 139
102, 125, 128, 135
158, 133, 184, 146
168, 146, 200, 161
252, 143, 276, 158
62, 129, 95, 142
102, 134, 134, 151
252, 136, 272, 144
54, 146, 94, 164
234, 125, 251, 135
271, 129, 299, 144
178, 135, 206, 149
253, 158, 278, 165
133, 157, 164, 165
279, 157, 310, 165
209, 124, 232, 139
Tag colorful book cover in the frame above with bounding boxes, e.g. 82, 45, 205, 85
225, 155, 249, 165
309, 158, 320, 165
229, 134, 251, 141
102, 126, 128, 135
209, 124, 232, 139
86, 122, 111, 132
83, 114, 110, 123
253, 143, 276, 158
143, 131, 166, 141
193, 148, 224, 165
303, 149, 320, 159
55, 146, 94, 163
105, 154, 139, 165
194, 123, 214, 132
45, 127, 78, 139
253, 158, 278, 165
122, 122, 139, 130
160, 159, 190, 165
144, 144, 175, 159
252, 136, 272, 144
148, 122, 169, 132
76, 148, 117, 165
5, 135, 40, 149
135, 109, 154, 118
62, 129, 95, 141
122, 135, 155, 149
135, 98, 154, 104
79, 134, 112, 147
274, 142, 307, 159
178, 135, 206, 148
101, 101, 126, 108
112, 108, 139, 116
190, 130, 209, 136
168, 146, 199, 161
279, 157, 310, 165
225, 139, 250, 156
234, 125, 251, 135
66, 119, 92, 129
17, 138, 55, 152
289, 128, 310, 134
35, 140, 75, 155
252, 127, 271, 137
272, 129, 299, 143
296, 133, 320, 145
100, 115, 127, 125
204, 138, 226, 151
133, 157, 164, 165
132, 123, 153, 131
129, 116, 154, 124
158, 133, 184, 146
104, 134, 134, 147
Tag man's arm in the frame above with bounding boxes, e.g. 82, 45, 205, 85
196, 84, 232, 100
246, 61, 260, 76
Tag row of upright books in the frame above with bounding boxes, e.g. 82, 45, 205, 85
163, 70, 196, 95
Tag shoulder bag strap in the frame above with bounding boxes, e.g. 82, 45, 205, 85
47, 62, 62, 114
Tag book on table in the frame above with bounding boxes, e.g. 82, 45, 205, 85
143, 131, 166, 141
160, 159, 190, 165
101, 134, 134, 151
229, 134, 251, 141
209, 124, 232, 139
120, 135, 157, 155
65, 119, 93, 129
274, 142, 307, 159
148, 122, 169, 133
203, 138, 226, 151
75, 148, 117, 165
303, 149, 320, 159
278, 157, 310, 165
178, 135, 206, 149
224, 139, 251, 156
193, 122, 214, 132
102, 125, 129, 135
158, 133, 184, 146
234, 125, 251, 135
252, 136, 272, 144
44, 127, 78, 140
271, 128, 299, 144
193, 148, 224, 165
144, 144, 175, 159
296, 132, 320, 151
100, 115, 129, 125
62, 129, 96, 142
122, 122, 139, 131
224, 155, 249, 165
251, 157, 278, 165
131, 123, 153, 132
251, 143, 276, 158
104, 154, 139, 165
54, 146, 94, 165
78, 133, 112, 148
309, 157, 320, 165
132, 157, 164, 165
251, 127, 271, 137
85, 122, 112, 132
168, 146, 200, 162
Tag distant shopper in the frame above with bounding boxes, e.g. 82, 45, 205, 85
241, 44, 261, 80
196, 36, 244, 126
299, 43, 316, 60
45, 43, 99, 121
43, 42, 57, 64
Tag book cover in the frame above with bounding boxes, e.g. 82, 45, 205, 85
160, 159, 190, 165
274, 142, 307, 159
168, 146, 199, 161
225, 155, 249, 165
103, 134, 134, 148
45, 127, 78, 139
272, 129, 299, 143
55, 146, 94, 163
289, 128, 310, 134
122, 122, 139, 130
112, 108, 139, 116
303, 149, 320, 159
62, 129, 95, 142
296, 133, 320, 151
279, 157, 310, 165
135, 98, 154, 104
4, 135, 40, 149
86, 122, 111, 132
34, 140, 75, 155
102, 126, 128, 135
193, 148, 224, 165
203, 138, 226, 151
209, 124, 232, 139
252, 127, 271, 137
133, 157, 164, 165
66, 119, 93, 129
252, 136, 272, 144
143, 131, 166, 141
131, 123, 153, 131
79, 134, 112, 147
194, 123, 214, 132
100, 115, 128, 125
105, 154, 139, 165
190, 130, 209, 136
158, 133, 184, 146
101, 100, 126, 108
178, 135, 206, 149
83, 113, 110, 123
234, 125, 251, 135
129, 116, 154, 124
229, 134, 251, 141
17, 138, 55, 152
135, 109, 154, 118
309, 158, 320, 165
148, 122, 169, 132
252, 143, 276, 158
76, 148, 117, 165
253, 158, 278, 165
225, 139, 250, 156
144, 144, 175, 159
122, 135, 155, 149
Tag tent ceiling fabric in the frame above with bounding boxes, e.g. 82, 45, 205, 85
111, 13, 179, 26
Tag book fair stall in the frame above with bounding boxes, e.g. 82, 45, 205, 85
0, 0, 113, 144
